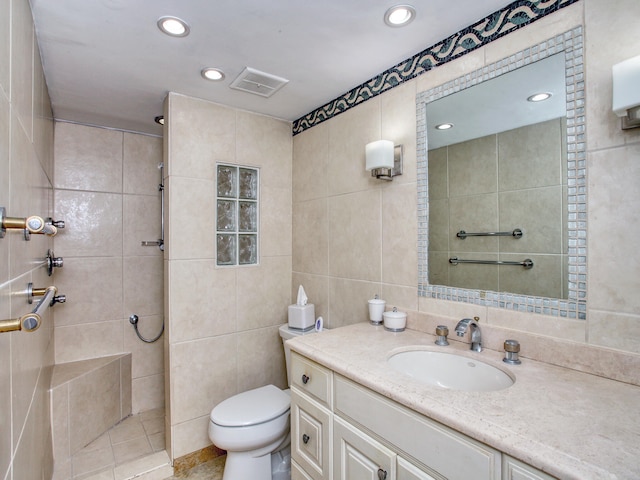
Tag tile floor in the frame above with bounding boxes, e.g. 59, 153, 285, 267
68, 408, 166, 479
168, 456, 226, 479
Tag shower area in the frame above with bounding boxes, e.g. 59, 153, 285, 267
51, 122, 167, 478
45, 91, 295, 478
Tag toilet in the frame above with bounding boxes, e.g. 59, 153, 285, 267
208, 323, 320, 480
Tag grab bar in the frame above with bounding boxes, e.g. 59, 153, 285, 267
449, 257, 534, 269
457, 228, 522, 239
0, 286, 58, 333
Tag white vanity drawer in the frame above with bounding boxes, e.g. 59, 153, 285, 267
291, 352, 332, 407
291, 387, 332, 480
334, 374, 501, 480
398, 456, 439, 480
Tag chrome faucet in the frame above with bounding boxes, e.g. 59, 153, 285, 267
455, 316, 482, 352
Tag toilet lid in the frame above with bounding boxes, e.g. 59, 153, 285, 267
210, 385, 290, 427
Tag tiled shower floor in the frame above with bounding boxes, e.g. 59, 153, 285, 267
66, 407, 168, 479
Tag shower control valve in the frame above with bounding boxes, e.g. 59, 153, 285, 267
46, 249, 63, 276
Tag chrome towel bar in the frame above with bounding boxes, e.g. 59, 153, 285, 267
449, 257, 534, 269
456, 228, 523, 239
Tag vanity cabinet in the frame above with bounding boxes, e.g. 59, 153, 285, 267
290, 352, 556, 480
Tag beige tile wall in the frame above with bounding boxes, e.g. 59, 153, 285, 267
292, 0, 640, 355
53, 122, 165, 414
164, 93, 292, 459
0, 0, 56, 478
292, 80, 419, 330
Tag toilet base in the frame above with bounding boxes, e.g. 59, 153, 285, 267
271, 445, 291, 480
223, 449, 271, 480
221, 441, 291, 480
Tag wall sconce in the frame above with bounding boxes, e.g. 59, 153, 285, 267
365, 140, 403, 181
613, 54, 640, 130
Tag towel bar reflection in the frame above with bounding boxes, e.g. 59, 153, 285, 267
457, 228, 523, 239
449, 257, 534, 269
0, 286, 58, 333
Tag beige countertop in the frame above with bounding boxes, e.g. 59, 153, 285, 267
287, 322, 640, 480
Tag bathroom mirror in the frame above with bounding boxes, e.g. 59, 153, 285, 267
417, 28, 587, 320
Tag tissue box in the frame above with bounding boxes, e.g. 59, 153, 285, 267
288, 304, 315, 330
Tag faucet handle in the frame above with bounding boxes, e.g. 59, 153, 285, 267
435, 325, 449, 346
503, 339, 522, 365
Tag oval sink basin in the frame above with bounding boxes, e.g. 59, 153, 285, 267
387, 349, 514, 392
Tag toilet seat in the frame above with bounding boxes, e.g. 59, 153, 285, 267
210, 385, 290, 427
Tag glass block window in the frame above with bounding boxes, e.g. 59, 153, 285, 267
216, 164, 259, 266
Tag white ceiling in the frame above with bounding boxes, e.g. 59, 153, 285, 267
30, 0, 515, 136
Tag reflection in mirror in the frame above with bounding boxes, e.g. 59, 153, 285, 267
417, 28, 586, 320
427, 53, 567, 299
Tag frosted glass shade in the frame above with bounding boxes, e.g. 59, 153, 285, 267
613, 55, 640, 117
365, 140, 394, 171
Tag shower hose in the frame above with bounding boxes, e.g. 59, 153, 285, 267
129, 314, 164, 343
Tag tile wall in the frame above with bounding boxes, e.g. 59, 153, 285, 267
164, 93, 293, 459
0, 0, 56, 478
292, 0, 640, 354
53, 122, 165, 413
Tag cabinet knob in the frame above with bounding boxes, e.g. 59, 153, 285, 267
302, 434, 310, 444
377, 468, 387, 480
301, 374, 310, 384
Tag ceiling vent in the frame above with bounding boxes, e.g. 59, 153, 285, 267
230, 67, 289, 98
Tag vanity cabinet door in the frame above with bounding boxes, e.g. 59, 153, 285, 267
291, 387, 332, 480
334, 416, 396, 480
292, 458, 315, 480
397, 457, 439, 480
502, 456, 558, 480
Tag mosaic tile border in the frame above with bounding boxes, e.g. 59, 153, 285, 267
292, 0, 580, 136
416, 26, 586, 320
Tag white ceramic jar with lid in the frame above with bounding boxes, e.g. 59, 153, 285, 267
368, 295, 386, 325
383, 307, 407, 332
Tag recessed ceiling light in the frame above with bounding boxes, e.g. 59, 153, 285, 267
384, 5, 416, 27
157, 16, 190, 37
154, 115, 165, 125
201, 68, 225, 81
527, 92, 552, 102
435, 123, 454, 130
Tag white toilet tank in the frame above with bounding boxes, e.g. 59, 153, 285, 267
278, 323, 322, 386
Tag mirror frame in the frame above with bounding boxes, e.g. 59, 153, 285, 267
417, 27, 587, 320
